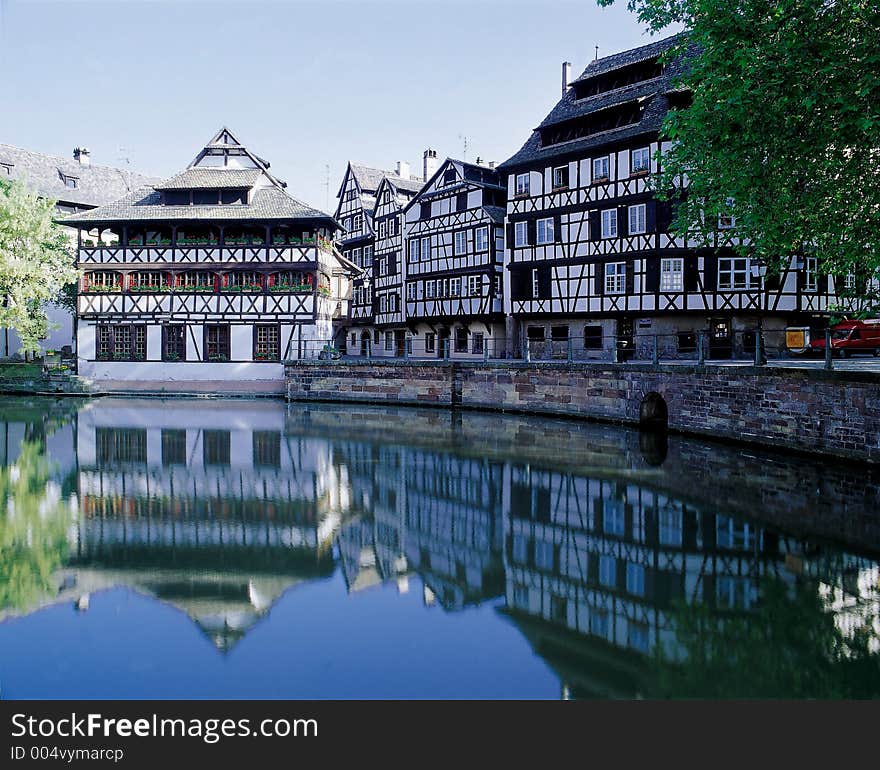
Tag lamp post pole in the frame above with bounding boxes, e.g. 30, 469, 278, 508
751, 261, 768, 366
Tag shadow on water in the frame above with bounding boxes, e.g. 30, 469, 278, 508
0, 395, 878, 698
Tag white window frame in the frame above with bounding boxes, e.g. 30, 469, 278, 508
804, 256, 818, 292
474, 226, 489, 252
531, 269, 540, 299
718, 257, 751, 290
536, 217, 554, 245
378, 256, 388, 277
628, 204, 646, 235
631, 146, 651, 174
351, 247, 361, 267
454, 230, 467, 255
363, 245, 372, 267
601, 209, 618, 239
514, 221, 528, 247
450, 276, 462, 296
515, 173, 530, 197
425, 280, 436, 299
406, 282, 416, 301
552, 165, 569, 190
467, 274, 480, 297
593, 156, 610, 181
660, 258, 684, 292
718, 196, 736, 230
409, 239, 420, 262
420, 236, 431, 261
605, 262, 626, 294
378, 220, 386, 238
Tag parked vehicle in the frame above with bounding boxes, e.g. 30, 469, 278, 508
809, 319, 880, 357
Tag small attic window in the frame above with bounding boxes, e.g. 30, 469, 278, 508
63, 175, 79, 189
442, 169, 457, 186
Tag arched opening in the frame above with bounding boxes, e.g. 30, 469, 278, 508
639, 391, 668, 431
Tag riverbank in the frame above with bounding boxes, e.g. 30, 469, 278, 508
285, 360, 880, 464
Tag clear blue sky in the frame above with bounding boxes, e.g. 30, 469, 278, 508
1, 0, 672, 212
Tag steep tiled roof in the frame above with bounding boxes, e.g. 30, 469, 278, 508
60, 184, 333, 224
386, 175, 423, 195
499, 35, 693, 169
349, 164, 387, 193
0, 143, 157, 209
154, 167, 261, 190
483, 205, 506, 224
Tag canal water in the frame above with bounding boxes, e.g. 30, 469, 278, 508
1, 396, 878, 699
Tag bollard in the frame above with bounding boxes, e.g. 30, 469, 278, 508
567, 336, 573, 362
824, 328, 833, 370
652, 334, 659, 365
697, 331, 705, 366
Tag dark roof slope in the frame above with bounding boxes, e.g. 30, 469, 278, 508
154, 167, 261, 190
0, 143, 157, 208
499, 34, 692, 170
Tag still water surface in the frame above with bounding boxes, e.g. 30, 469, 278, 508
1, 396, 878, 699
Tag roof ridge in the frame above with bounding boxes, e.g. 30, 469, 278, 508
0, 142, 154, 177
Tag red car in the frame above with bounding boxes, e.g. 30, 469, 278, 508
810, 319, 880, 358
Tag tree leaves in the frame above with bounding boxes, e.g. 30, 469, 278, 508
0, 179, 79, 354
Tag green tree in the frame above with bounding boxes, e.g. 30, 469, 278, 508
0, 178, 79, 355
598, 0, 880, 294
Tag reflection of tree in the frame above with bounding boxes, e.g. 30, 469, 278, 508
0, 441, 70, 611
652, 578, 880, 698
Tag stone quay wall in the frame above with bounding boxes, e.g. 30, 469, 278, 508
284, 361, 880, 463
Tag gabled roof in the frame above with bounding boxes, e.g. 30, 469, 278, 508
0, 143, 157, 209
336, 160, 423, 202
374, 174, 424, 210
499, 34, 693, 170
404, 157, 503, 212
59, 127, 336, 226
154, 167, 261, 190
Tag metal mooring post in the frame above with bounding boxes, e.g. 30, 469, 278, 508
652, 334, 659, 365
697, 331, 705, 366
824, 328, 833, 370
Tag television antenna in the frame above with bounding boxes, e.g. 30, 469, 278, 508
458, 134, 470, 162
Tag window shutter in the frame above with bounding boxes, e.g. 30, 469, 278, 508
456, 192, 468, 212
645, 257, 660, 292
538, 266, 552, 299
553, 214, 562, 243
703, 255, 717, 291
589, 210, 600, 242
625, 259, 635, 295
595, 262, 605, 296
389, 253, 397, 275
618, 206, 629, 237
684, 256, 699, 291
527, 219, 537, 245
506, 223, 515, 248
511, 269, 526, 300
646, 200, 657, 232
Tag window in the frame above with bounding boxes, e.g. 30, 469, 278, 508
472, 332, 484, 354
605, 262, 626, 294
513, 584, 529, 610
420, 236, 431, 261
658, 507, 682, 545
409, 239, 420, 262
352, 247, 361, 266
677, 332, 697, 353
805, 256, 818, 292
718, 258, 751, 290
718, 197, 736, 229
454, 230, 467, 255
378, 256, 388, 276
96, 428, 146, 466
129, 271, 166, 291
515, 173, 530, 197
536, 217, 554, 245
450, 276, 462, 296
590, 610, 609, 638
467, 274, 481, 297
161, 430, 186, 466
363, 246, 373, 267
95, 324, 146, 361
660, 258, 684, 292
420, 202, 431, 220
253, 431, 281, 467
514, 221, 528, 247
599, 555, 617, 588
552, 165, 569, 190
425, 280, 436, 299
223, 271, 262, 291
531, 269, 540, 299
407, 282, 417, 301
176, 271, 214, 290
85, 271, 121, 291
593, 156, 610, 181
628, 204, 646, 235
716, 516, 755, 550
205, 325, 230, 361
384, 331, 394, 351
456, 192, 468, 212
378, 220, 386, 238
551, 325, 569, 342
64, 175, 79, 189
601, 209, 617, 239
203, 430, 230, 466
443, 168, 457, 186
494, 275, 502, 298
475, 226, 489, 252
631, 146, 651, 174
527, 326, 545, 341
455, 327, 468, 353
379, 294, 388, 313
583, 325, 603, 349
844, 271, 856, 290
163, 325, 186, 361
628, 622, 650, 653
626, 563, 646, 596
425, 333, 436, 352
254, 325, 280, 361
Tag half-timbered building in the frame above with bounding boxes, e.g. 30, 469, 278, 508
335, 162, 422, 355
402, 158, 507, 358
499, 36, 846, 360
61, 128, 355, 381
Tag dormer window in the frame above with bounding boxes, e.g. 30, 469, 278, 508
63, 175, 79, 189
443, 169, 457, 186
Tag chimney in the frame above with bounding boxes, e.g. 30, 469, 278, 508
423, 149, 438, 181
73, 147, 91, 166
562, 61, 572, 96
396, 160, 411, 179
475, 156, 484, 166
488, 161, 497, 169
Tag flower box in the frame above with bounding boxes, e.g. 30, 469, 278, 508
220, 284, 262, 293
83, 285, 121, 293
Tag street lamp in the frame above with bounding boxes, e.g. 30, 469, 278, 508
750, 261, 768, 365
